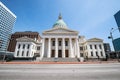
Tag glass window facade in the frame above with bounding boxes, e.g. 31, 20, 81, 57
114, 10, 120, 32
113, 38, 120, 51
0, 2, 16, 52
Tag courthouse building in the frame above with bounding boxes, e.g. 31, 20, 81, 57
8, 31, 41, 52
14, 14, 106, 61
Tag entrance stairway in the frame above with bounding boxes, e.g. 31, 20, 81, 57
38, 58, 79, 62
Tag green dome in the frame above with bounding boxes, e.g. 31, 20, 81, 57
53, 14, 68, 29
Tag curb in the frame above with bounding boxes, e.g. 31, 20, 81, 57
0, 61, 119, 64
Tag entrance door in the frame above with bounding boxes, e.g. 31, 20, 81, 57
58, 50, 62, 57
65, 50, 69, 57
51, 50, 55, 57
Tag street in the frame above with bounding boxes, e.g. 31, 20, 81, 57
0, 63, 120, 80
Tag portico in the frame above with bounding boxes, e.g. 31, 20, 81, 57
42, 37, 79, 58
41, 14, 80, 59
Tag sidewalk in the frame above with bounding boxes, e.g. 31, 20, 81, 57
0, 60, 119, 64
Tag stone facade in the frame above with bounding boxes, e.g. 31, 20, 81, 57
14, 14, 106, 61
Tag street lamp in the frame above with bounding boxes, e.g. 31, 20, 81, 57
108, 27, 120, 62
108, 28, 114, 41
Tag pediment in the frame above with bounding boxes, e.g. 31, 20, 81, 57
87, 38, 103, 42
43, 28, 78, 34
16, 36, 35, 42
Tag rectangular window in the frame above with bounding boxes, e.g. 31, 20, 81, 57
80, 53, 83, 57
52, 41, 55, 46
18, 44, 20, 49
22, 51, 24, 56
96, 51, 98, 56
23, 44, 25, 49
65, 41, 68, 46
99, 45, 102, 49
91, 51, 93, 56
37, 46, 40, 50
90, 45, 92, 49
95, 45, 97, 49
101, 51, 103, 56
26, 51, 29, 56
17, 51, 19, 56
27, 44, 30, 49
59, 41, 61, 46
80, 47, 83, 50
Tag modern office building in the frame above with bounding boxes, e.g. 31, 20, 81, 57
112, 10, 120, 52
113, 38, 120, 51
114, 10, 120, 32
0, 1, 16, 52
8, 31, 41, 52
14, 14, 106, 61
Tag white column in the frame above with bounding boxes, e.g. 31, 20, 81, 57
76, 38, 80, 58
55, 38, 58, 58
74, 40, 77, 57
14, 43, 18, 57
20, 44, 23, 57
24, 44, 27, 57
101, 44, 106, 58
47, 38, 51, 58
62, 38, 65, 58
29, 44, 33, 57
97, 44, 100, 57
69, 38, 74, 58
41, 38, 45, 59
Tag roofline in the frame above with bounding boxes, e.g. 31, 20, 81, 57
0, 1, 17, 18
16, 37, 37, 44
43, 28, 79, 33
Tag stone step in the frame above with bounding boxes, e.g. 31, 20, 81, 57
38, 58, 79, 62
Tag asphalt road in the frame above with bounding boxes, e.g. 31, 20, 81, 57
0, 63, 120, 80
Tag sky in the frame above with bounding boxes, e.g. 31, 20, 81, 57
1, 0, 120, 50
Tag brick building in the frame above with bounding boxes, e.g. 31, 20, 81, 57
8, 31, 41, 52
